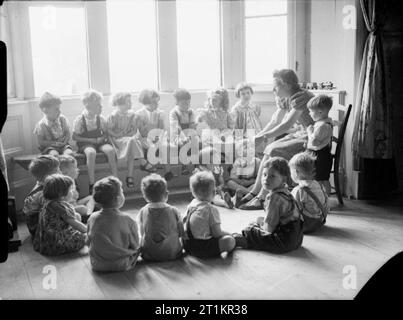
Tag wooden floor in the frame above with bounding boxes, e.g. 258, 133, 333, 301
1, 194, 402, 300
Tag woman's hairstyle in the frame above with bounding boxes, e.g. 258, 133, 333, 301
93, 176, 122, 208
29, 155, 60, 182
58, 155, 77, 175
263, 156, 291, 182
190, 171, 215, 200
206, 87, 229, 111
38, 92, 62, 110
307, 94, 333, 111
111, 92, 131, 107
138, 89, 160, 105
173, 88, 191, 102
235, 82, 254, 98
289, 152, 317, 180
43, 174, 74, 200
82, 89, 103, 106
272, 69, 300, 91
141, 173, 167, 203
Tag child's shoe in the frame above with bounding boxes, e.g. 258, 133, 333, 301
232, 233, 248, 249
224, 192, 234, 209
164, 171, 174, 181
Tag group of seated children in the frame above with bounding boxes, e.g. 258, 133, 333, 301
23, 81, 335, 272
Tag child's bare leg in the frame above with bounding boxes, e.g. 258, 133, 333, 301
242, 154, 269, 200
227, 180, 249, 194
127, 142, 136, 179
84, 147, 97, 185
218, 235, 236, 253
99, 144, 118, 177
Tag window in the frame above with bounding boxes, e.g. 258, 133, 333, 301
106, 0, 158, 92
28, 5, 89, 96
244, 0, 288, 85
176, 0, 221, 90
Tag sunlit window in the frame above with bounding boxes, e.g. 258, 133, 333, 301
29, 5, 89, 96
244, 0, 288, 84
106, 0, 158, 92
176, 0, 221, 90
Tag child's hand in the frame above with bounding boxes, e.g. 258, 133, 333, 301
307, 125, 314, 134
96, 137, 105, 145
75, 212, 82, 222
53, 141, 64, 148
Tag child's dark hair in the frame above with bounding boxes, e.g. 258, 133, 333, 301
141, 174, 167, 203
263, 157, 291, 184
173, 88, 191, 102
289, 152, 317, 180
58, 154, 77, 174
235, 82, 254, 98
272, 69, 300, 91
93, 176, 122, 208
43, 174, 74, 201
190, 171, 215, 201
29, 155, 60, 182
307, 94, 333, 112
138, 89, 160, 105
38, 92, 62, 110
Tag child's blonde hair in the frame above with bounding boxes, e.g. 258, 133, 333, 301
138, 89, 160, 105
190, 171, 215, 201
82, 89, 103, 106
206, 87, 229, 111
58, 155, 77, 175
111, 92, 131, 107
38, 92, 62, 111
235, 82, 254, 98
43, 174, 74, 201
289, 152, 316, 180
141, 173, 167, 203
93, 176, 122, 208
307, 94, 333, 112
173, 88, 191, 102
29, 155, 60, 182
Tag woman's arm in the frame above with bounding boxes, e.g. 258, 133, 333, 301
256, 108, 303, 140
257, 107, 288, 137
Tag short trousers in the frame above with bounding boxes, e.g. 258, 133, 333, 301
183, 236, 221, 258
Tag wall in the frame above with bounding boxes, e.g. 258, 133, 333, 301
309, 0, 363, 198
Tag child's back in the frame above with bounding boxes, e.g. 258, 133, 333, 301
138, 203, 183, 261
87, 208, 140, 271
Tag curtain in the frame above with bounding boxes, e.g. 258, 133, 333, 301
351, 0, 393, 170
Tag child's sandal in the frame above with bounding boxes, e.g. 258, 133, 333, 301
126, 177, 135, 188
140, 161, 157, 173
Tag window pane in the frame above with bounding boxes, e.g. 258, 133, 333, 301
176, 0, 221, 89
245, 16, 287, 84
245, 0, 287, 17
29, 6, 89, 96
107, 0, 158, 92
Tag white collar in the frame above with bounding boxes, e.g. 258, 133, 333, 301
147, 202, 168, 209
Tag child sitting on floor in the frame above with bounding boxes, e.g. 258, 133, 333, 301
72, 90, 118, 194
87, 176, 141, 272
193, 146, 233, 209
58, 155, 95, 220
33, 174, 87, 256
136, 88, 174, 181
137, 174, 184, 261
34, 92, 73, 156
107, 92, 156, 188
289, 152, 329, 234
234, 157, 303, 253
306, 94, 334, 195
227, 140, 261, 208
23, 155, 60, 240
183, 171, 236, 258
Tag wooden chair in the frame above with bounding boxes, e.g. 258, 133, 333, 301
330, 104, 352, 205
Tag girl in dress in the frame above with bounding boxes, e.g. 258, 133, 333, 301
33, 174, 87, 256
107, 92, 156, 188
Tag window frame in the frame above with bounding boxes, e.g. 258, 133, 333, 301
6, 0, 306, 100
